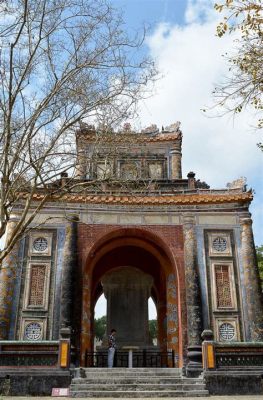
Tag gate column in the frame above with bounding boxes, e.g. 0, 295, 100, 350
59, 217, 78, 332
183, 214, 202, 376
0, 219, 20, 339
240, 214, 263, 341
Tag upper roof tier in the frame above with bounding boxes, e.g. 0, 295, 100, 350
76, 122, 182, 143
75, 122, 184, 182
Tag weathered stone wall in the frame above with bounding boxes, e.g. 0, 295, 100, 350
0, 371, 71, 396
204, 371, 263, 395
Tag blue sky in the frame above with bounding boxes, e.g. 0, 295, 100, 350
95, 0, 262, 319
111, 0, 186, 27
109, 0, 262, 247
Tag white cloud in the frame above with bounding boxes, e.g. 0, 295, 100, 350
140, 0, 262, 243
185, 0, 217, 24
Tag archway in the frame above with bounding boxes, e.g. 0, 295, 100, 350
80, 228, 183, 367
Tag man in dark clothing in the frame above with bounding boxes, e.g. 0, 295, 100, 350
108, 329, 116, 368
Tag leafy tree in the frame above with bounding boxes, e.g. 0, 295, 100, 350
0, 0, 156, 264
213, 0, 263, 139
94, 316, 107, 341
94, 316, 158, 342
256, 245, 263, 289
149, 319, 157, 340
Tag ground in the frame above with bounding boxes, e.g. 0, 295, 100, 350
1, 396, 262, 399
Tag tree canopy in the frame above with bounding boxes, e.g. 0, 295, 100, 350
94, 316, 158, 342
214, 0, 263, 141
94, 316, 107, 341
256, 245, 263, 289
149, 319, 157, 340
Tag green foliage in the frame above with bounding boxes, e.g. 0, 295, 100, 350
94, 316, 158, 341
256, 245, 263, 289
94, 316, 107, 341
149, 319, 158, 340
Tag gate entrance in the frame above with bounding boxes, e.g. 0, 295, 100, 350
80, 228, 182, 367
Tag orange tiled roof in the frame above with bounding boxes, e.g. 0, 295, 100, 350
77, 132, 181, 143
25, 191, 252, 205
145, 133, 181, 142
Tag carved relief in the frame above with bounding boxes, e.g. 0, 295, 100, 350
226, 177, 247, 190
148, 162, 163, 179
211, 261, 237, 312
164, 122, 181, 132
29, 232, 53, 256
209, 233, 232, 257
120, 161, 140, 179
141, 124, 159, 134
23, 262, 51, 310
96, 161, 113, 179
21, 318, 47, 341
215, 317, 240, 342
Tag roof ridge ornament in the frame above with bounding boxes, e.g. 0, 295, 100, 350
141, 124, 159, 135
226, 177, 247, 191
164, 122, 181, 133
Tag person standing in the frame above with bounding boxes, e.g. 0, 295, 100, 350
108, 329, 116, 368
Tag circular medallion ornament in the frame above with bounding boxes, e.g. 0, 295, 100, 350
25, 322, 42, 341
219, 323, 235, 341
33, 237, 48, 252
212, 237, 227, 252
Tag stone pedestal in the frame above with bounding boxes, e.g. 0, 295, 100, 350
101, 267, 153, 348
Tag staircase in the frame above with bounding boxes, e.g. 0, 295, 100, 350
70, 368, 209, 397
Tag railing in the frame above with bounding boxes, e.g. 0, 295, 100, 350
85, 350, 175, 368
202, 341, 263, 371
216, 344, 263, 369
0, 340, 70, 368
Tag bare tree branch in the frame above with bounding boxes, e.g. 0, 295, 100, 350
0, 0, 158, 263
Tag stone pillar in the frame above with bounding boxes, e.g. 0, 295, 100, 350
102, 267, 153, 348
75, 132, 87, 179
0, 220, 20, 339
187, 172, 196, 189
169, 139, 182, 179
59, 217, 78, 332
75, 148, 87, 179
183, 214, 203, 376
240, 214, 263, 341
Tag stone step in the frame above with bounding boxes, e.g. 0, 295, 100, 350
75, 372, 182, 378
76, 368, 181, 376
78, 368, 181, 372
70, 389, 209, 397
70, 383, 207, 391
70, 368, 208, 398
76, 373, 183, 378
72, 377, 204, 384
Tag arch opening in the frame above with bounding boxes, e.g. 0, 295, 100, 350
149, 297, 158, 346
81, 229, 182, 366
